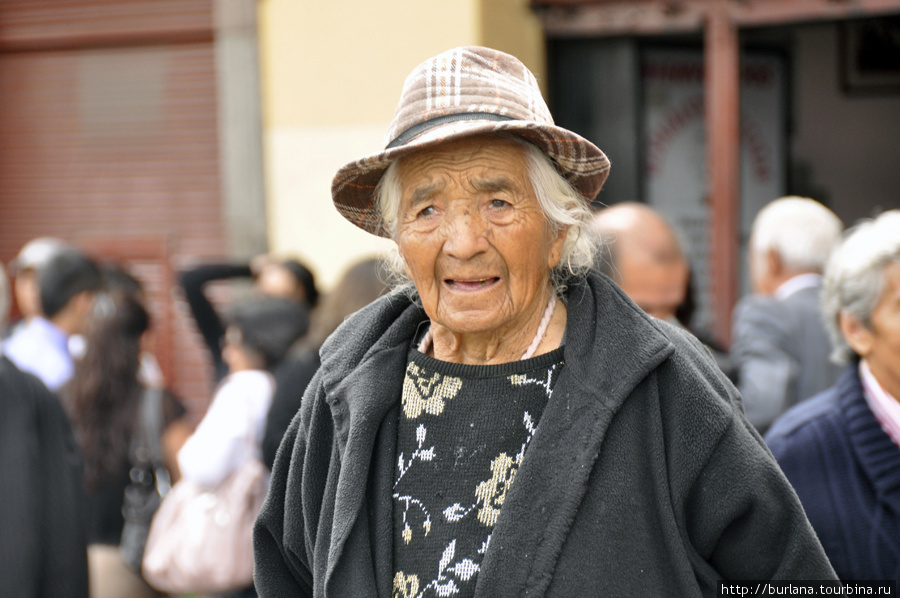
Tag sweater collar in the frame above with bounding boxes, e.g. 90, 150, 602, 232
840, 364, 900, 499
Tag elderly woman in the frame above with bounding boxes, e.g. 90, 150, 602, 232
254, 46, 834, 597
767, 210, 900, 581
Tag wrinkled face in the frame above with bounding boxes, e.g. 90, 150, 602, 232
394, 136, 566, 337
851, 260, 900, 399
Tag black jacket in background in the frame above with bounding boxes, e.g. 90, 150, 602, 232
0, 355, 89, 598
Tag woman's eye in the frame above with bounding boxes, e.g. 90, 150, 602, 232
490, 199, 510, 209
417, 206, 436, 218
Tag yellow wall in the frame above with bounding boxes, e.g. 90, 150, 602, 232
480, 0, 546, 94
258, 0, 544, 289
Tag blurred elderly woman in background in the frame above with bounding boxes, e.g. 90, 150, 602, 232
767, 209, 900, 581
254, 46, 835, 597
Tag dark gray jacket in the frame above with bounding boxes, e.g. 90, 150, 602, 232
254, 272, 835, 597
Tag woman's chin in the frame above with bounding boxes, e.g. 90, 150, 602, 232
431, 306, 517, 339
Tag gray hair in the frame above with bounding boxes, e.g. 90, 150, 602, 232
751, 196, 843, 273
375, 134, 600, 298
822, 210, 900, 364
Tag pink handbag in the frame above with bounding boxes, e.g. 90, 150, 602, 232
141, 457, 270, 594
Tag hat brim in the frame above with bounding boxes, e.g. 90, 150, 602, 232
331, 118, 610, 238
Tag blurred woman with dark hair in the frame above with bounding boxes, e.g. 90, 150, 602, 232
177, 296, 309, 488
66, 289, 170, 598
69, 291, 148, 490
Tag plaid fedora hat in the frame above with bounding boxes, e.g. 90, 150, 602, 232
331, 46, 611, 237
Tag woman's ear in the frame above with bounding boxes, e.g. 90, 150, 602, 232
547, 225, 569, 271
839, 310, 873, 358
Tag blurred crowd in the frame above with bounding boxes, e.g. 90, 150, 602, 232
0, 243, 389, 597
2, 197, 899, 596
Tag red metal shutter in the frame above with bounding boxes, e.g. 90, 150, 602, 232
0, 1, 225, 415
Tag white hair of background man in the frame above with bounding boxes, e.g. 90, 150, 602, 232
751, 196, 844, 273
822, 210, 900, 364
376, 134, 601, 297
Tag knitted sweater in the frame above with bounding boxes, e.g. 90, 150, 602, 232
392, 348, 564, 597
767, 364, 900, 582
255, 271, 836, 597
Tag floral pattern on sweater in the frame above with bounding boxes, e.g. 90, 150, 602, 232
392, 349, 564, 598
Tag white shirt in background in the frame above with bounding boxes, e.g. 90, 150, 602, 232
2, 316, 73, 391
177, 369, 274, 488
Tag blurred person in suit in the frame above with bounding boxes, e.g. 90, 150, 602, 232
766, 210, 900, 580
731, 196, 844, 434
0, 261, 90, 598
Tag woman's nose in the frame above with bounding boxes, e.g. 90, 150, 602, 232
442, 206, 489, 260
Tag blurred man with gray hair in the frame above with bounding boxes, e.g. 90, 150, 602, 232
731, 196, 844, 433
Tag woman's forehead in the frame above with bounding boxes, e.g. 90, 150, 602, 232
396, 136, 529, 196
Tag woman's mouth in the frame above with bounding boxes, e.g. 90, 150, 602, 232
445, 277, 501, 291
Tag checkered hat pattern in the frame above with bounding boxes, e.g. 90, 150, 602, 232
331, 46, 611, 237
